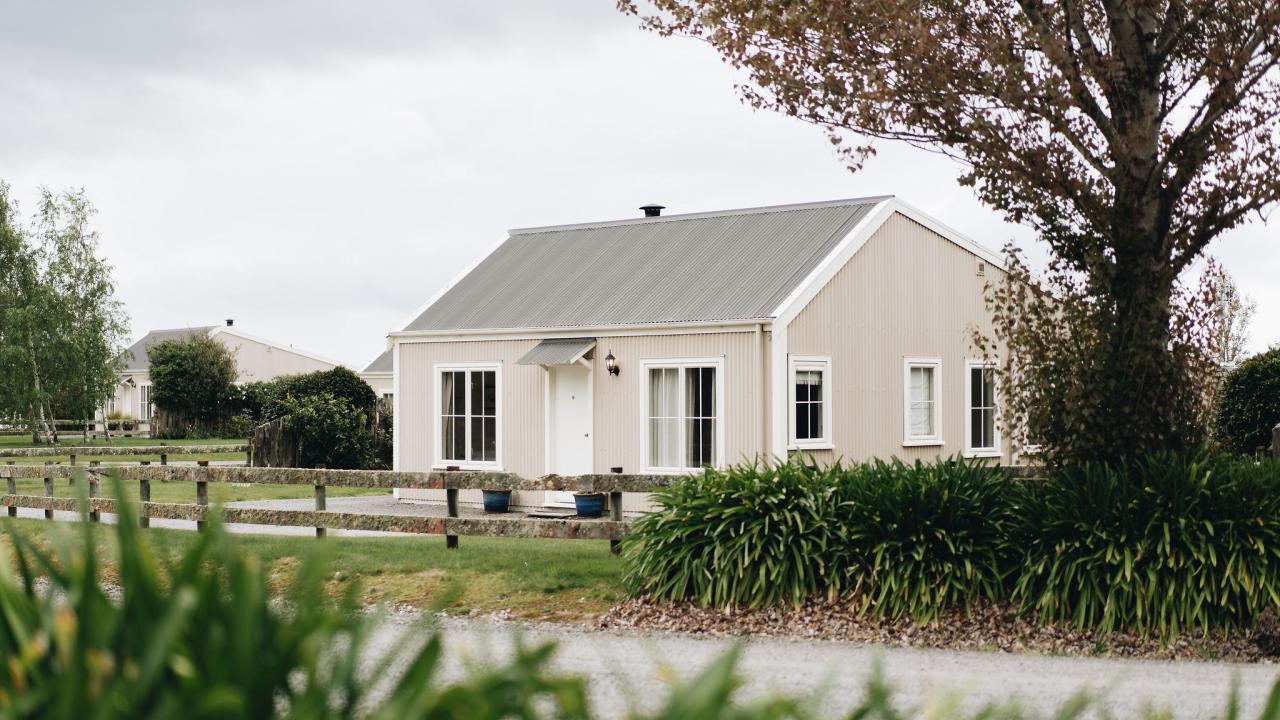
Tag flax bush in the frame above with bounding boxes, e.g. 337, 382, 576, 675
621, 462, 843, 608
830, 458, 1015, 621
1012, 451, 1280, 637
621, 458, 1012, 618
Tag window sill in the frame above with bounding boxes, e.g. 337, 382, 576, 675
902, 438, 944, 447
962, 449, 1002, 459
788, 443, 834, 451
643, 466, 714, 476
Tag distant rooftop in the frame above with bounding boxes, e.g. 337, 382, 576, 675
119, 327, 217, 371
362, 348, 393, 374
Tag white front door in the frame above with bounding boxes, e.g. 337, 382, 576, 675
546, 364, 592, 507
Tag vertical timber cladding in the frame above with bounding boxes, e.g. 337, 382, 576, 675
397, 330, 767, 511
397, 338, 545, 508
786, 212, 1011, 464
592, 330, 766, 514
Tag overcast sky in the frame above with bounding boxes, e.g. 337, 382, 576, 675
2, 1, 1275, 368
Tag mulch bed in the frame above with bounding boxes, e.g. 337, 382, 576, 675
599, 598, 1280, 663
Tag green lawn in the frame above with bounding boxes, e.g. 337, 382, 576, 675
0, 517, 625, 622
9, 477, 386, 504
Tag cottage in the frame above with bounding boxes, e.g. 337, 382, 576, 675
389, 197, 1011, 510
105, 320, 340, 428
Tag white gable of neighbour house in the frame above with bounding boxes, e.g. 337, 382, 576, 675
385, 197, 1009, 510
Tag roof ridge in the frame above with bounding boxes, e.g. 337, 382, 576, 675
507, 195, 894, 235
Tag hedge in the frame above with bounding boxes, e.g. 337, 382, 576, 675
621, 452, 1280, 637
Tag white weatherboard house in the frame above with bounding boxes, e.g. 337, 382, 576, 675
389, 197, 1011, 511
106, 320, 341, 425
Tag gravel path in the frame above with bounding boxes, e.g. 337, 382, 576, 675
369, 615, 1280, 719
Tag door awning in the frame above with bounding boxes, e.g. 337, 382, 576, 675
516, 337, 596, 366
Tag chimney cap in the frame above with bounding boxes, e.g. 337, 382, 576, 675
225, 318, 234, 327
640, 203, 665, 218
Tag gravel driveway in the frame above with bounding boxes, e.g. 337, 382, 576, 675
371, 615, 1280, 719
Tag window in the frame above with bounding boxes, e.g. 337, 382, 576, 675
645, 360, 722, 471
903, 358, 942, 445
139, 385, 152, 422
965, 361, 999, 456
789, 356, 832, 448
436, 364, 500, 467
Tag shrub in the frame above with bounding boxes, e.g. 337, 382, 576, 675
1012, 450, 1280, 636
259, 367, 376, 422
622, 462, 841, 608
830, 458, 1014, 621
621, 458, 1012, 618
1215, 348, 1280, 455
149, 333, 238, 422
280, 391, 374, 469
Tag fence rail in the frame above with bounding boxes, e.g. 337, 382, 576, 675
0, 465, 672, 549
0, 444, 250, 460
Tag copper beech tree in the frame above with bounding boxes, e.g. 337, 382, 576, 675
622, 0, 1280, 463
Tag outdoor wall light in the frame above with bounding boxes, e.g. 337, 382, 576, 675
605, 350, 620, 376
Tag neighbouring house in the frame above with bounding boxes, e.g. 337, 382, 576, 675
359, 348, 394, 405
104, 319, 341, 428
387, 197, 1012, 511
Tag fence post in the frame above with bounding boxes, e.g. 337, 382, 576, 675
69, 452, 76, 486
43, 461, 53, 520
160, 442, 167, 467
5, 461, 15, 519
609, 466, 623, 555
196, 460, 209, 531
314, 464, 327, 538
139, 460, 151, 528
1273, 424, 1279, 460
88, 461, 101, 522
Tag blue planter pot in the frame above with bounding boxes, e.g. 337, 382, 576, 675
482, 489, 512, 513
574, 493, 606, 518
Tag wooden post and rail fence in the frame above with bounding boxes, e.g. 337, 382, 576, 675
0, 461, 673, 553
4, 424, 1280, 553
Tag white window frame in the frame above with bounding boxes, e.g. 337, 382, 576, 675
432, 362, 503, 470
788, 355, 833, 450
641, 357, 725, 474
902, 357, 943, 447
139, 384, 152, 423
964, 359, 1001, 458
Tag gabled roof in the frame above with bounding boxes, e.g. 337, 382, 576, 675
361, 348, 393, 374
402, 197, 888, 333
120, 325, 344, 372
119, 327, 217, 371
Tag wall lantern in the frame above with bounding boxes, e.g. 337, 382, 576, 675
605, 350, 620, 376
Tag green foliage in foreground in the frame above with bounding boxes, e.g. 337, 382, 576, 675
623, 453, 1280, 638
2, 485, 1280, 718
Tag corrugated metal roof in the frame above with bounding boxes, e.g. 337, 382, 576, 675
516, 337, 596, 366
120, 327, 217, 371
403, 197, 885, 332
362, 348, 393, 374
